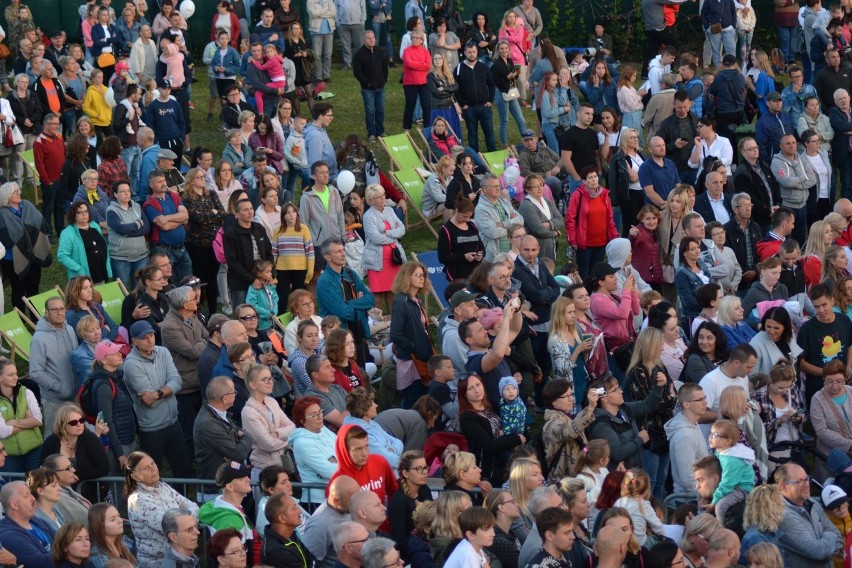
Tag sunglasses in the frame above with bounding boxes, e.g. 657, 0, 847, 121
67, 418, 85, 427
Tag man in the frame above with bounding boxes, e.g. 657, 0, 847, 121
12, 37, 32, 76
149, 252, 177, 292
664, 383, 710, 495
782, 65, 818, 125
779, 238, 807, 295
316, 239, 374, 365
254, 8, 287, 51
776, 462, 842, 568
33, 111, 64, 236
0, 481, 55, 568
123, 320, 192, 477
352, 30, 387, 141
44, 30, 67, 74
220, 84, 256, 130
245, 41, 284, 115
658, 91, 699, 182
693, 456, 746, 532
642, 72, 677, 140
707, 54, 745, 144
143, 78, 186, 159
302, 475, 361, 568
199, 462, 258, 561
646, 46, 676, 96
560, 102, 599, 193
756, 91, 796, 160
676, 60, 704, 118
640, 0, 678, 78
305, 103, 338, 181
799, 283, 852, 404
724, 193, 762, 293
474, 174, 523, 261
704, 529, 741, 568
694, 171, 733, 224
442, 289, 479, 375
193, 377, 254, 499
136, 126, 160, 203
131, 25, 157, 86
160, 508, 201, 568
638, 136, 680, 207
42, 454, 91, 523
329, 425, 398, 506
30, 296, 78, 432
349, 490, 387, 536
142, 170, 192, 283
835, 198, 852, 245
698, 344, 758, 430
332, 521, 369, 568
239, 153, 277, 206
112, 84, 143, 193
772, 133, 815, 246
593, 526, 630, 568
198, 314, 231, 395
733, 137, 781, 232
336, 0, 366, 70
304, 354, 350, 429
518, 486, 568, 568
526, 508, 576, 568
454, 42, 496, 153
678, 213, 726, 277
154, 148, 186, 194
462, 302, 524, 407
516, 129, 566, 203
211, 319, 250, 381
263, 493, 315, 567
299, 162, 345, 264
830, 88, 852, 201
223, 198, 272, 307
814, 47, 852, 112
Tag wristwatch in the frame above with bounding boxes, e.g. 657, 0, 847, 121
157, 389, 164, 400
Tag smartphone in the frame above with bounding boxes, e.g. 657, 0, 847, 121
97, 411, 104, 423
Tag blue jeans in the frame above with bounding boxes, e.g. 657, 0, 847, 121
607, 353, 627, 389
612, 205, 623, 236
791, 205, 807, 247
705, 26, 737, 66
576, 245, 606, 277
151, 245, 193, 283
494, 93, 526, 147
41, 181, 64, 236
281, 168, 298, 203
111, 256, 149, 290
121, 145, 142, 195
372, 21, 394, 59
643, 449, 671, 502
231, 289, 247, 308
621, 110, 643, 145
361, 88, 386, 137
542, 122, 559, 153
777, 26, 797, 63
1, 446, 41, 474
461, 105, 496, 153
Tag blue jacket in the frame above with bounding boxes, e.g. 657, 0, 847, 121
143, 97, 185, 142
317, 265, 374, 338
91, 23, 120, 57
57, 222, 113, 280
781, 83, 818, 126
756, 111, 796, 160
0, 516, 56, 568
210, 47, 242, 77
830, 106, 852, 164
675, 261, 711, 318
676, 77, 705, 118
700, 0, 736, 30
66, 303, 120, 342
71, 341, 95, 388
137, 144, 161, 203
693, 191, 733, 224
722, 321, 757, 346
73, 185, 110, 224
303, 123, 338, 180
580, 79, 620, 116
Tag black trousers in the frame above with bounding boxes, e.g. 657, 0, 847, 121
186, 242, 220, 315
139, 421, 193, 479
276, 269, 307, 315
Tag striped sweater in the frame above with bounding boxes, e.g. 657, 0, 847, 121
272, 224, 316, 282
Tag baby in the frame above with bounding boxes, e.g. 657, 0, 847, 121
569, 52, 589, 77
709, 419, 755, 523
499, 376, 526, 436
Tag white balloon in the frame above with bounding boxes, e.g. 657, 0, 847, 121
179, 0, 195, 19
337, 170, 356, 195
105, 87, 116, 109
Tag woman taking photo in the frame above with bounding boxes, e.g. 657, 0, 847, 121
249, 114, 286, 176
438, 197, 484, 282
684, 321, 728, 384
518, 174, 561, 261
65, 275, 120, 342
428, 53, 461, 138
753, 361, 805, 466
402, 30, 431, 132
675, 237, 712, 331
497, 10, 531, 105
88, 339, 135, 474
391, 261, 434, 407
388, 450, 433, 558
106, 180, 148, 289
566, 166, 618, 276
717, 295, 757, 347
182, 167, 225, 315
588, 261, 639, 384
749, 306, 802, 377
548, 297, 593, 394
58, 201, 112, 283
273, 203, 315, 315
542, 378, 598, 481
364, 184, 407, 314
610, 130, 646, 238
616, 66, 644, 142
491, 39, 527, 149
88, 503, 136, 568
0, 357, 42, 473
27, 468, 65, 530
289, 396, 338, 507
120, 265, 169, 343
483, 489, 522, 568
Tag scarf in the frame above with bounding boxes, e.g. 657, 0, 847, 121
86, 188, 100, 204
0, 202, 51, 275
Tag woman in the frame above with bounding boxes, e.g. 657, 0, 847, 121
739, 484, 785, 563
253, 185, 282, 245
105, 180, 148, 290
88, 503, 136, 568
580, 60, 618, 117
647, 306, 688, 386
27, 468, 65, 530
284, 22, 316, 113
445, 152, 481, 211
389, 450, 433, 557
88, 339, 135, 474
126, 451, 198, 566
836, 276, 852, 320
438, 198, 484, 282
7, 73, 40, 187
610, 130, 646, 238
442, 452, 490, 508
70, 174, 109, 242
429, 17, 461, 70
537, 71, 562, 151
566, 284, 609, 381
283, 289, 324, 355
52, 523, 92, 568
810, 359, 852, 475
658, 185, 691, 285
344, 387, 405, 469
40, 403, 109, 493
55, 134, 94, 229
689, 116, 734, 174
508, 458, 543, 542
120, 264, 169, 343
242, 364, 296, 488
675, 237, 712, 331
822, 244, 851, 291
718, 295, 758, 347
152, 0, 178, 35
598, 107, 629, 166
423, 154, 453, 219
589, 261, 639, 383
684, 320, 728, 383
741, 258, 789, 325
458, 375, 524, 486
210, 2, 240, 47
91, 6, 120, 81
0, 357, 42, 473
222, 128, 253, 177
753, 360, 805, 466
327, 329, 367, 391
483, 489, 522, 568
491, 39, 527, 148
720, 385, 769, 481
0, 181, 48, 313
58, 201, 111, 283
566, 167, 618, 276
497, 10, 530, 104
616, 66, 644, 142
402, 30, 431, 132
528, 35, 566, 91
690, 283, 723, 339
57, 56, 84, 135
466, 11, 497, 62
797, 96, 834, 156
255, 466, 308, 537
517, 174, 561, 261
802, 128, 833, 225
65, 276, 120, 342
803, 220, 834, 289
71, 316, 102, 387
555, 67, 580, 131
289, 396, 338, 506
645, 542, 683, 568
274, 0, 300, 36
182, 167, 224, 315
680, 513, 722, 568
391, 261, 434, 407
625, 327, 677, 500
364, 184, 407, 314
543, 372, 600, 485
431, 490, 474, 564
249, 114, 286, 176
212, 159, 243, 211
427, 53, 461, 139
74, 119, 100, 168
207, 528, 249, 568
597, 506, 646, 567
746, 49, 776, 116
548, 298, 593, 392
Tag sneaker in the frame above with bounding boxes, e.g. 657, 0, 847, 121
368, 135, 377, 142
520, 101, 531, 108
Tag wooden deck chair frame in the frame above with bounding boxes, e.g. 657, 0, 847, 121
479, 149, 512, 177
416, 122, 462, 164
94, 279, 129, 324
379, 132, 433, 173
411, 252, 447, 316
0, 308, 35, 362
274, 312, 295, 334
392, 169, 439, 239
18, 148, 40, 204
22, 285, 65, 321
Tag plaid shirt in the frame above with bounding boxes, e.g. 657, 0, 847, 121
97, 157, 128, 197
753, 382, 806, 445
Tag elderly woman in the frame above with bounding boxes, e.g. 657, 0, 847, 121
517, 174, 562, 261
65, 275, 120, 342
364, 184, 407, 314
717, 295, 757, 347
362, 538, 401, 568
811, 359, 852, 479
753, 360, 805, 467
283, 289, 324, 356
222, 128, 253, 177
704, 220, 742, 296
0, 357, 42, 473
739, 484, 785, 562
749, 306, 802, 377
0, 181, 49, 312
343, 387, 405, 470
106, 180, 148, 290
126, 451, 198, 566
70, 315, 103, 387
680, 513, 722, 568
288, 396, 338, 506
542, 378, 598, 482
58, 200, 112, 283
391, 262, 434, 408
73, 169, 110, 230
720, 385, 768, 481
566, 166, 619, 276
40, 403, 109, 499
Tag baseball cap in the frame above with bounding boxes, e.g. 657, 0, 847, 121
450, 289, 478, 309
156, 77, 172, 89
50, 30, 63, 39
216, 461, 251, 487
94, 340, 122, 361
178, 275, 205, 288
766, 91, 782, 102
822, 485, 848, 510
521, 129, 536, 139
130, 320, 155, 340
115, 60, 130, 71
207, 313, 230, 335
157, 149, 177, 161
590, 262, 617, 282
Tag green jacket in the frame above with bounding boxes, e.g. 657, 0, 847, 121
0, 385, 43, 456
199, 495, 253, 541
57, 221, 113, 280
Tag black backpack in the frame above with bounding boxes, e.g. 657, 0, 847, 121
76, 375, 116, 424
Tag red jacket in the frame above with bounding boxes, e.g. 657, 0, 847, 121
402, 45, 431, 86
629, 225, 663, 284
332, 359, 365, 392
565, 183, 618, 249
210, 12, 241, 47
756, 234, 783, 261
33, 132, 65, 185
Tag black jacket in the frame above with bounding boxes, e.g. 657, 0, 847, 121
390, 293, 434, 362
491, 55, 518, 94
454, 59, 495, 108
693, 191, 733, 223
31, 77, 67, 115
512, 256, 560, 324
7, 90, 43, 135
459, 410, 523, 485
262, 526, 314, 568
352, 45, 388, 90
733, 161, 781, 228
608, 150, 646, 206
657, 112, 698, 171
223, 221, 273, 291
814, 63, 852, 111
724, 217, 762, 275
220, 101, 255, 130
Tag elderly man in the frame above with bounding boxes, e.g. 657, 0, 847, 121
638, 136, 680, 207
830, 88, 852, 201
694, 171, 733, 224
756, 91, 796, 160
262, 493, 313, 566
516, 129, 566, 204
123, 320, 192, 478
0, 481, 54, 567
772, 133, 816, 245
658, 91, 699, 182
349, 490, 388, 536
302, 475, 361, 568
161, 508, 201, 568
775, 462, 842, 567
724, 193, 761, 293
153, 147, 186, 193
143, 169, 192, 283
32, 109, 65, 236
193, 377, 253, 501
211, 319, 251, 383
704, 529, 741, 568
137, 126, 161, 202
333, 521, 370, 568
474, 173, 524, 261
42, 454, 91, 523
29, 296, 78, 432
642, 72, 678, 139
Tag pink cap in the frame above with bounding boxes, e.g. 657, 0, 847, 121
94, 340, 122, 361
115, 60, 129, 71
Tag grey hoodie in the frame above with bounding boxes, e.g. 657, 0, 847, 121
771, 151, 816, 209
29, 317, 79, 403
664, 412, 709, 494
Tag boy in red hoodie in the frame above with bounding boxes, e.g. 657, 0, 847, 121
328, 425, 399, 510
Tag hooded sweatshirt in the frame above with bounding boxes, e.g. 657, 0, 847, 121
664, 412, 709, 494
647, 55, 670, 96
199, 495, 260, 564
713, 443, 756, 504
289, 426, 339, 504
327, 424, 399, 506
606, 238, 652, 294
30, 317, 79, 403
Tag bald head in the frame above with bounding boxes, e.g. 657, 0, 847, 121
329, 476, 361, 511
519, 235, 541, 264
221, 320, 248, 346
835, 198, 852, 219
706, 171, 725, 198
707, 528, 740, 565
649, 136, 666, 157
594, 525, 629, 560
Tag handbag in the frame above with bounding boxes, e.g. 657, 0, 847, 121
610, 340, 635, 371
281, 446, 301, 482
97, 52, 116, 68
0, 43, 10, 60
503, 79, 521, 102
710, 22, 723, 34
390, 243, 404, 265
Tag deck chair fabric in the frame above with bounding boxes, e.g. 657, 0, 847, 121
480, 150, 510, 177
94, 279, 129, 325
23, 286, 64, 320
380, 133, 432, 173
411, 252, 449, 311
0, 309, 34, 361
392, 169, 439, 238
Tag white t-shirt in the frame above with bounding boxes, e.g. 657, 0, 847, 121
444, 538, 487, 568
698, 367, 749, 412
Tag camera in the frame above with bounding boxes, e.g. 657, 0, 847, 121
509, 297, 521, 310
595, 388, 606, 396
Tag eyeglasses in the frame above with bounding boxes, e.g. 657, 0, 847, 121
85, 177, 99, 182
501, 498, 516, 506
306, 410, 324, 420
66, 418, 86, 427
258, 376, 274, 384
53, 465, 75, 472
239, 314, 258, 321
784, 477, 810, 486
708, 432, 727, 439
688, 396, 707, 403
238, 354, 255, 363
557, 392, 575, 399
826, 379, 846, 386
407, 466, 429, 473
46, 307, 66, 312
607, 386, 622, 394
223, 545, 248, 556
221, 391, 237, 398
381, 556, 404, 568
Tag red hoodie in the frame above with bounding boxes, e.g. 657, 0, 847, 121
327, 425, 399, 505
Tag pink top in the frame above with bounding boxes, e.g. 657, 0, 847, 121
498, 25, 529, 66
590, 289, 639, 349
82, 19, 95, 48
402, 45, 431, 85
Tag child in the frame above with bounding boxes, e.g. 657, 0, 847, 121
343, 211, 366, 277
499, 376, 526, 436
568, 51, 589, 77
284, 116, 310, 187
821, 484, 852, 566
527, 507, 577, 568
443, 507, 495, 568
246, 260, 279, 331
109, 60, 135, 104
251, 43, 289, 115
574, 439, 611, 504
272, 202, 315, 314
428, 354, 458, 431
613, 469, 665, 548
708, 419, 755, 524
159, 41, 186, 89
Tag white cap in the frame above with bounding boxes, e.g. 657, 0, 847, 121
822, 484, 848, 509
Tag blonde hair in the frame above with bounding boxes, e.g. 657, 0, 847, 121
680, 513, 722, 553
443, 451, 477, 485
718, 385, 749, 421
549, 296, 580, 344
619, 128, 639, 154
508, 458, 541, 517
802, 220, 829, 261
431, 491, 471, 539
627, 327, 664, 376
746, 542, 784, 568
665, 184, 694, 215
743, 485, 785, 533
716, 295, 742, 327
620, 468, 651, 499
430, 52, 455, 85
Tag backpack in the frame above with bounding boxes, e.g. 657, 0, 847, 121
77, 374, 117, 424
531, 431, 568, 482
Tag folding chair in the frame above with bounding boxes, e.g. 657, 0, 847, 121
379, 132, 432, 173
274, 312, 295, 333
22, 285, 65, 321
18, 148, 40, 204
94, 279, 129, 324
0, 308, 35, 362
480, 149, 510, 177
411, 252, 449, 314
416, 123, 462, 164
392, 168, 439, 238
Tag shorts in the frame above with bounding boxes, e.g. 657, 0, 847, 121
208, 75, 219, 99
